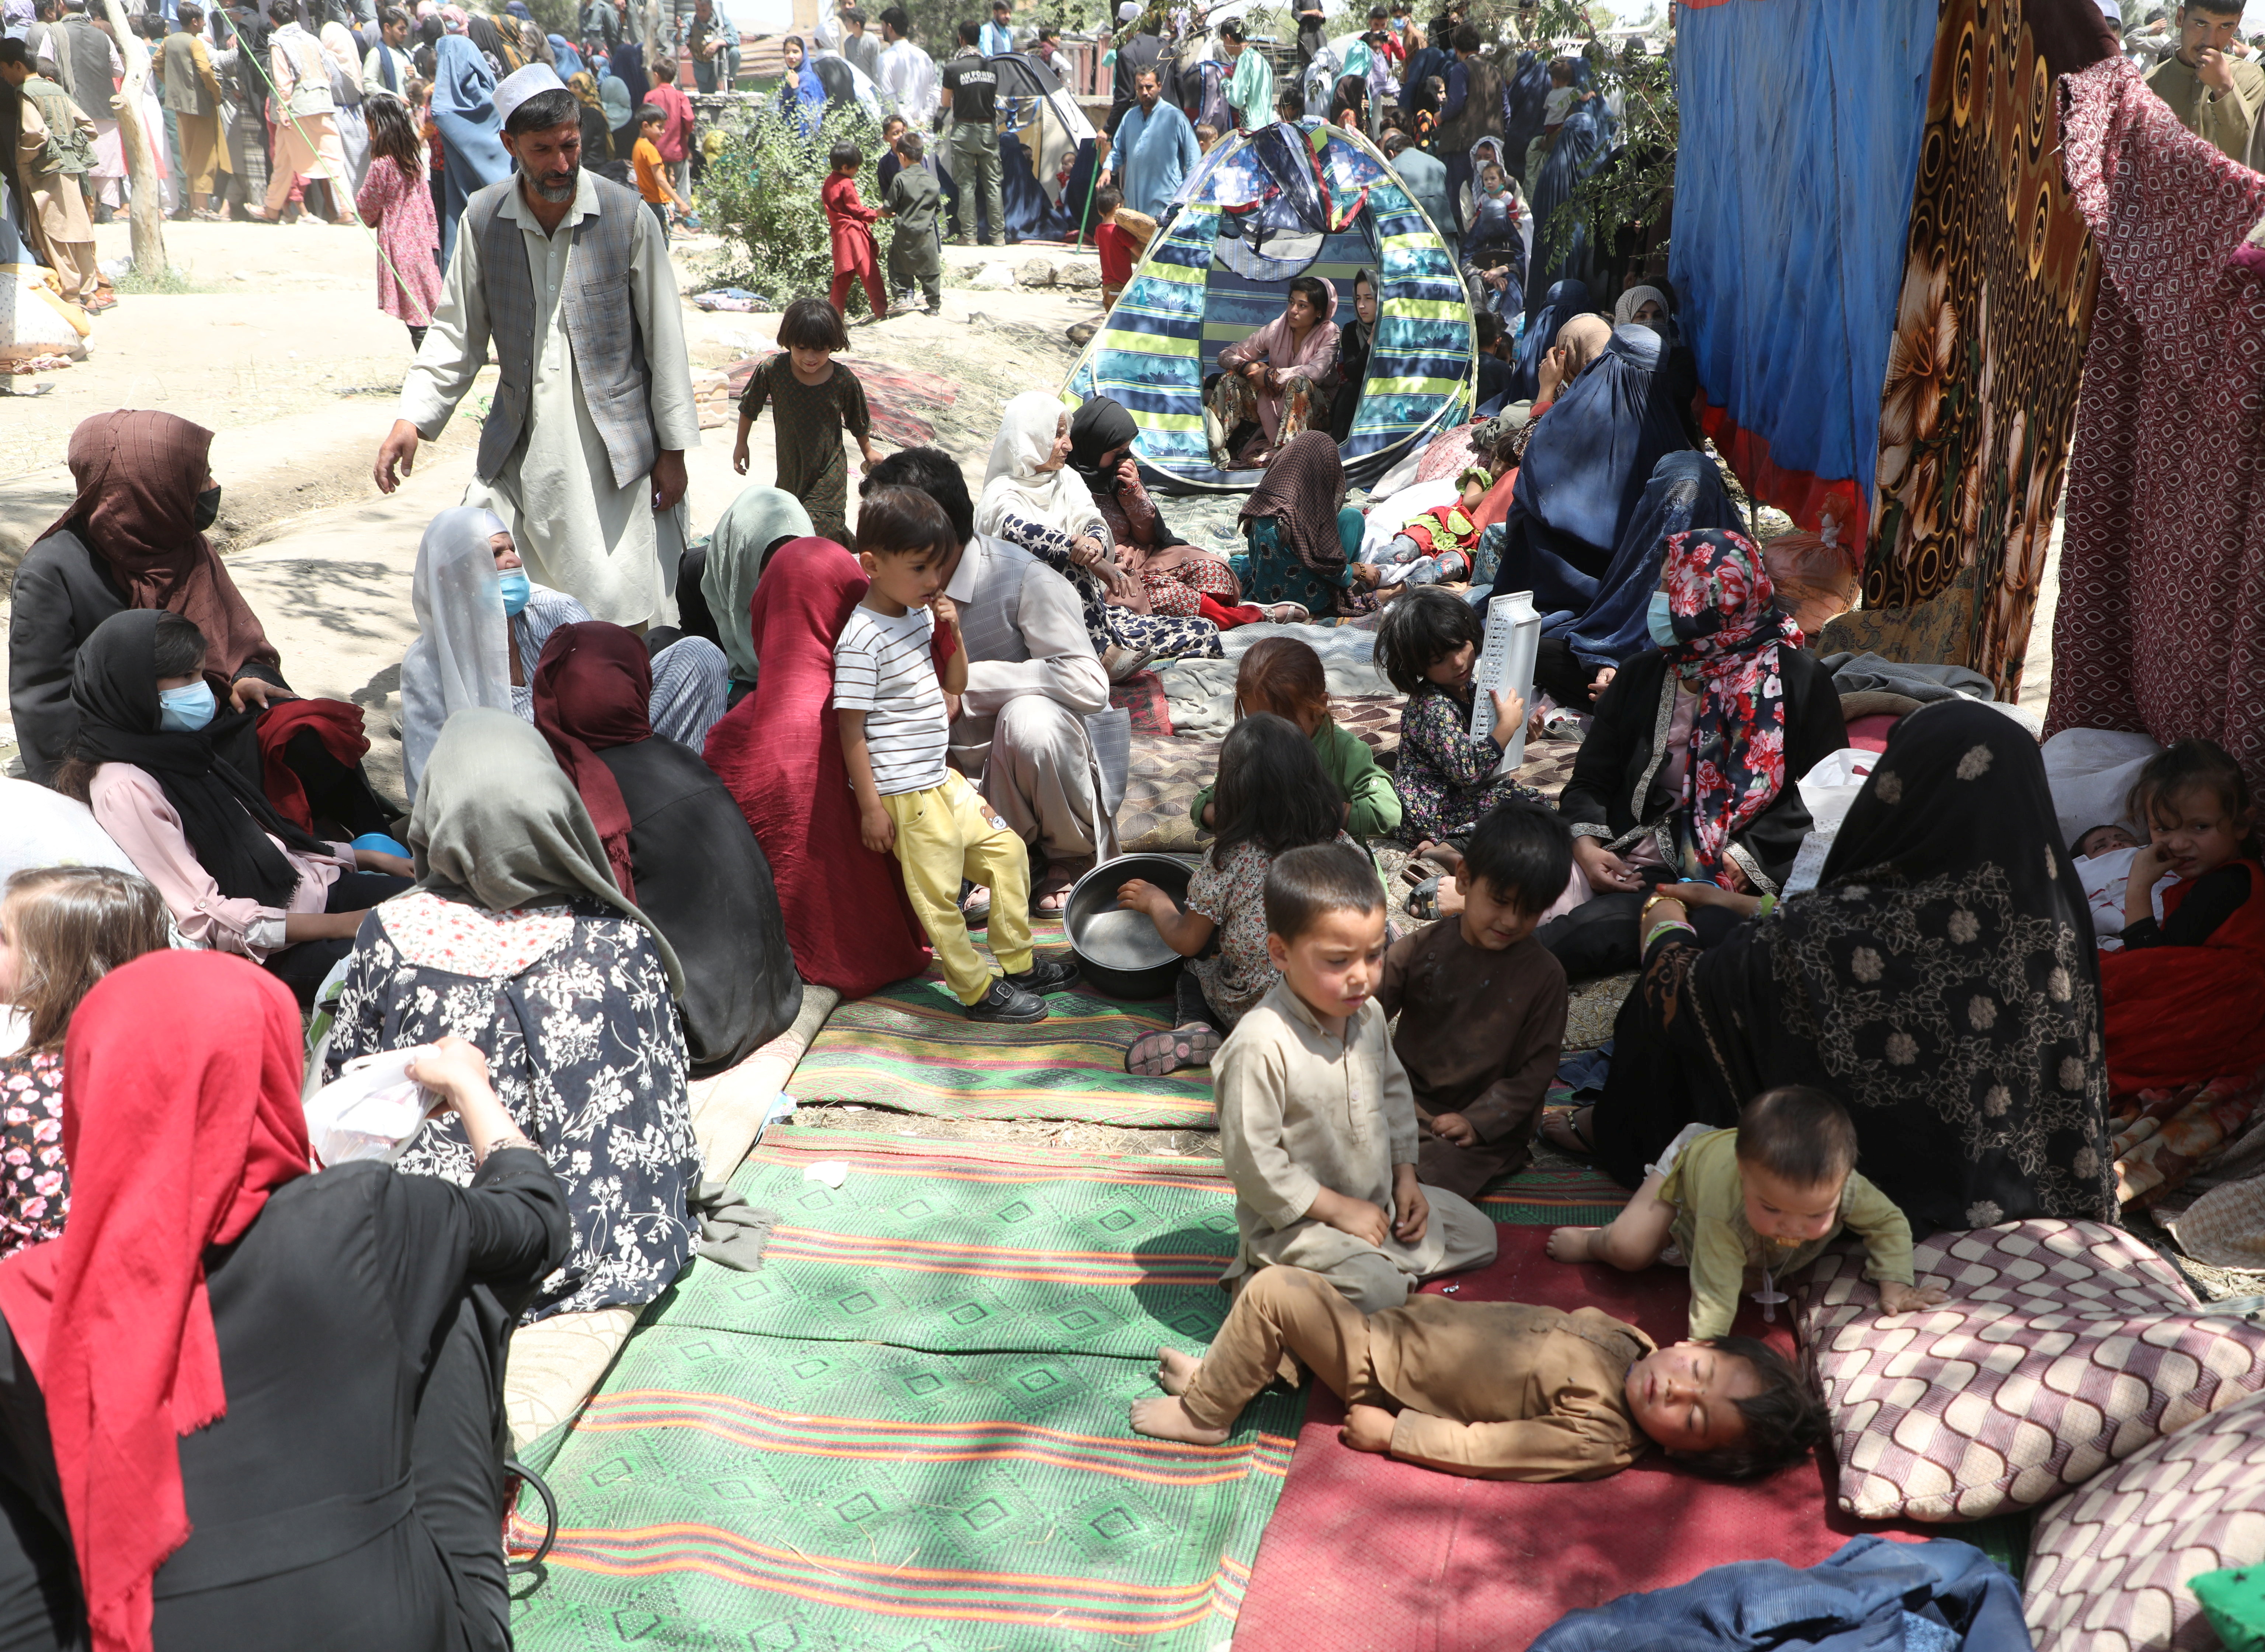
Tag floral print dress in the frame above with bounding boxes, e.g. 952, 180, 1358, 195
1394, 681, 1546, 844
0, 1053, 67, 1257
988, 507, 1223, 663
321, 889, 701, 1322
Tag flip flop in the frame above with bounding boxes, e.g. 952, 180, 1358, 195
1126, 1025, 1223, 1077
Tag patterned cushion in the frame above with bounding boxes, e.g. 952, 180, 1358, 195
1793, 1219, 2265, 1521
2023, 1386, 2265, 1652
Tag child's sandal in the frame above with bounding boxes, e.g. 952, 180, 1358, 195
1125, 1025, 1222, 1077
1407, 877, 1441, 922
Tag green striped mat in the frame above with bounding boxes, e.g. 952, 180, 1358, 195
509, 1126, 1299, 1651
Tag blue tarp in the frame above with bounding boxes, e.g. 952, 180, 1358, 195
1668, 0, 1934, 521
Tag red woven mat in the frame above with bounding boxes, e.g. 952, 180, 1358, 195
1229, 1226, 1945, 1652
1111, 670, 1174, 735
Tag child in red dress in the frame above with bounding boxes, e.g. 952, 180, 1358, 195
822, 140, 889, 321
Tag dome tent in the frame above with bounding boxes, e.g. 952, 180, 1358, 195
986, 49, 1100, 242
1065, 117, 1474, 493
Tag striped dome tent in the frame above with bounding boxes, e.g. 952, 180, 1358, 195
1065, 118, 1473, 493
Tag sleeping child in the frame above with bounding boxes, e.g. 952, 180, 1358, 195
2099, 738, 2265, 1094
1128, 1263, 1825, 1482
1546, 1086, 1939, 1342
1354, 468, 1492, 590
2071, 822, 2160, 946
1377, 800, 1570, 1200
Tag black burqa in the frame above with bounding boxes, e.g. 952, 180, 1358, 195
1593, 701, 2116, 1234
69, 610, 330, 909
1485, 322, 1694, 607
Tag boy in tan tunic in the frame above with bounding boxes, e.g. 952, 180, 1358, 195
1214, 841, 1497, 1314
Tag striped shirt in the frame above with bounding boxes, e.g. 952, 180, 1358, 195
833, 603, 948, 796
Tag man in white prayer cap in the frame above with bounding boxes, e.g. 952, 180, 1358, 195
372, 61, 700, 630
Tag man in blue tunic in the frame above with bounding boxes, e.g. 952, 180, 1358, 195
1102, 64, 1199, 217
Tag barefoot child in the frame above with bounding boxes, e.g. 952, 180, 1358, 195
1116, 714, 1359, 1076
734, 297, 878, 545
2101, 738, 2265, 1093
821, 138, 890, 322
1378, 800, 1569, 1199
1130, 1263, 1825, 1481
1547, 1086, 1936, 1341
1353, 466, 1490, 590
1213, 840, 1497, 1312
834, 488, 1080, 1023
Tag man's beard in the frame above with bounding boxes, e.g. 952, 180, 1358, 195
534, 161, 580, 202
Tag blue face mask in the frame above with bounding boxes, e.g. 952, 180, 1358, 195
1645, 590, 1679, 649
156, 680, 218, 733
497, 570, 532, 616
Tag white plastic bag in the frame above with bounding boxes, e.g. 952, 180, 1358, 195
303, 1047, 440, 1169
1795, 747, 1881, 837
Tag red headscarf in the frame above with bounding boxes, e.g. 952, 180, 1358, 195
529, 621, 652, 902
42, 411, 282, 683
702, 537, 930, 998
0, 952, 310, 1652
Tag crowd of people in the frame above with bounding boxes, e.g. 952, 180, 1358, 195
1, 0, 2264, 1639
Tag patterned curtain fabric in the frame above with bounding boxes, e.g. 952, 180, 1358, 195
1823, 0, 2099, 701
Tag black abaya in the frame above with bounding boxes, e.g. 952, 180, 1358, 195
0, 1150, 566, 1652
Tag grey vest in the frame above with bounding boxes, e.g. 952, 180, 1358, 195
462, 173, 658, 492
160, 32, 215, 118
949, 535, 1130, 819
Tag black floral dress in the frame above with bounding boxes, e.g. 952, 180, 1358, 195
321, 889, 701, 1322
1394, 680, 1546, 844
989, 507, 1224, 663
0, 1052, 67, 1258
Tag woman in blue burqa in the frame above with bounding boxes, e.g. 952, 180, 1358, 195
430, 35, 511, 268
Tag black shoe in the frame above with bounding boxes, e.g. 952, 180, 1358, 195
966, 978, 1048, 1023
1004, 955, 1078, 996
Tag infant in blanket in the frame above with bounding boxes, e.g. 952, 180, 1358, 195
2074, 823, 2171, 948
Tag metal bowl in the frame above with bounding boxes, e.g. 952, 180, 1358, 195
1063, 853, 1195, 1000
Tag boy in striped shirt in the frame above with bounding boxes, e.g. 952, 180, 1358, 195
836, 488, 1080, 1021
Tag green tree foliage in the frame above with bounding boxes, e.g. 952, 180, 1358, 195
704, 103, 889, 310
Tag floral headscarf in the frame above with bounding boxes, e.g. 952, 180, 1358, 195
1656, 527, 1804, 885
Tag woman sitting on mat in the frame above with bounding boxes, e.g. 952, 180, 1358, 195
0, 951, 566, 1652
397, 506, 731, 799
529, 620, 806, 1077
322, 710, 701, 1323
1205, 276, 1340, 468
52, 611, 416, 1008
1546, 701, 2116, 1238
1234, 431, 1373, 622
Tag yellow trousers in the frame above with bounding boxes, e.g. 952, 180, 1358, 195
880, 769, 1033, 1004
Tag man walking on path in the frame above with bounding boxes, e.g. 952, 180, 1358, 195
373, 65, 699, 630
2146, 0, 2265, 162
0, 38, 108, 308
940, 18, 1001, 245
159, 3, 227, 218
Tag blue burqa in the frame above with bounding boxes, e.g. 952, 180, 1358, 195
608, 41, 650, 112
431, 35, 512, 270
1484, 322, 1695, 615
1510, 277, 1589, 402
1504, 48, 1549, 171
1554, 449, 1744, 669
1524, 91, 1613, 317
548, 33, 583, 77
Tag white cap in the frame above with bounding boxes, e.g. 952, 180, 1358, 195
1118, 3, 1140, 20
493, 62, 568, 128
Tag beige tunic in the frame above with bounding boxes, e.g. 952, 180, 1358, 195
399, 171, 699, 627
1216, 980, 1497, 1312
13, 90, 95, 246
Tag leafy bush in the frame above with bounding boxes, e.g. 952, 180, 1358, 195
702, 101, 889, 311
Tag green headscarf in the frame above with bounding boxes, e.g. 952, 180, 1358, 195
701, 485, 816, 684
409, 708, 685, 996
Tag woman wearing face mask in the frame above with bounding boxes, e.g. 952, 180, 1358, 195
1534, 529, 1845, 983
397, 507, 731, 800
49, 611, 417, 1007
10, 410, 400, 842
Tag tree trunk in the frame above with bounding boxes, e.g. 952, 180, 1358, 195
97, 0, 167, 276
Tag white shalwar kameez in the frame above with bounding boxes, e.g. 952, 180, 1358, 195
399, 170, 699, 627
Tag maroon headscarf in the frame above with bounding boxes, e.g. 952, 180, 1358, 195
529, 621, 652, 901
44, 411, 281, 682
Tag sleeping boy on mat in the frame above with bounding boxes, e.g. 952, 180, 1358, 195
1546, 1086, 1942, 1340
1128, 1263, 1825, 1482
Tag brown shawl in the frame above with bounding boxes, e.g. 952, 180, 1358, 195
43, 411, 279, 682
1238, 430, 1349, 576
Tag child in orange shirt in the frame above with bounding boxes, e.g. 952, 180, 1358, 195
822, 139, 889, 321
633, 105, 690, 242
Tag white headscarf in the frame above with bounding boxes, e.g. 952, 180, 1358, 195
973, 391, 1103, 542
1613, 284, 1669, 328
399, 506, 513, 802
